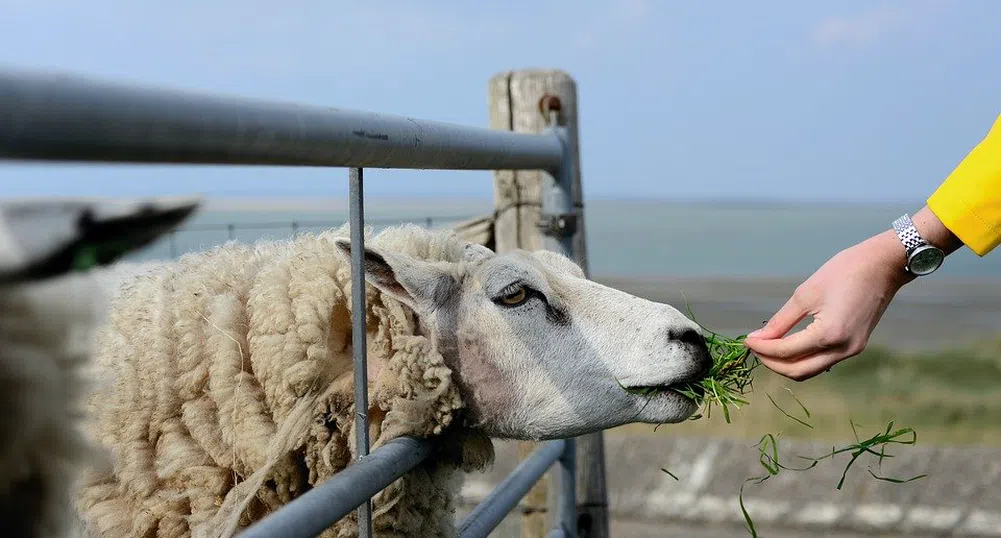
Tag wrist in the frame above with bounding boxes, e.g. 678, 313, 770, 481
871, 229, 916, 289
911, 205, 963, 255
880, 205, 959, 283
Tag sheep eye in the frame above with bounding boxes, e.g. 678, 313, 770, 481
498, 286, 528, 306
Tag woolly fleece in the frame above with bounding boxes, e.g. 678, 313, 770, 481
74, 224, 495, 538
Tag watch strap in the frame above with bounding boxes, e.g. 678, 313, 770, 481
892, 214, 925, 252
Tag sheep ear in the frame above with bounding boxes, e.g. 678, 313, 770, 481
334, 238, 456, 310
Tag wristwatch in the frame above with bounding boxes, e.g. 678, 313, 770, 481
891, 214, 945, 276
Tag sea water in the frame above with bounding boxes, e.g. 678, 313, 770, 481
128, 198, 1001, 280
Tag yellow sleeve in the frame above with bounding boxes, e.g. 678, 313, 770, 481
927, 113, 1001, 256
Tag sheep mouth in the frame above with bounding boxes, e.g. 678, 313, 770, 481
625, 382, 705, 401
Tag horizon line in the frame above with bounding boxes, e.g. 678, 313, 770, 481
0, 193, 930, 210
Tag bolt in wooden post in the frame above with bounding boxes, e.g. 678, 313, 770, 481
488, 69, 605, 538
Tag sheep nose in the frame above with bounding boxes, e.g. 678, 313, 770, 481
671, 328, 713, 378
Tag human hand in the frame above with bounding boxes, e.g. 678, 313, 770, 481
744, 206, 962, 381
743, 230, 912, 381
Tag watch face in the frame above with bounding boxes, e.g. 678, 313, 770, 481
909, 246, 944, 275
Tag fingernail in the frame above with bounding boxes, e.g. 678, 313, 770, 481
747, 329, 761, 338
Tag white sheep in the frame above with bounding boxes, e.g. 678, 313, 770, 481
0, 197, 200, 538
73, 223, 712, 538
0, 273, 110, 538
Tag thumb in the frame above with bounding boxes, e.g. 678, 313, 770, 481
747, 295, 806, 340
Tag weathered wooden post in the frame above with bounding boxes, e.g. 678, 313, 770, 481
488, 69, 607, 538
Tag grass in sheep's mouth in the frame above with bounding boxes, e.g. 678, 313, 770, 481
618, 311, 760, 424
677, 329, 758, 423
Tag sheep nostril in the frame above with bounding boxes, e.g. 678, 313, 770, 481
673, 328, 705, 348
670, 328, 712, 378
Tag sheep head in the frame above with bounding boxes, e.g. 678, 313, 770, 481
334, 238, 711, 441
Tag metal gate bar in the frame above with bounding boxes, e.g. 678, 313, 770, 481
348, 166, 374, 536
0, 69, 563, 171
458, 440, 566, 538
236, 437, 434, 538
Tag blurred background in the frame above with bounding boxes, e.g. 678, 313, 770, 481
3, 1, 1000, 536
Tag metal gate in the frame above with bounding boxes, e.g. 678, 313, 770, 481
0, 67, 584, 538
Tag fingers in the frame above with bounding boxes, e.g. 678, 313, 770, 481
744, 322, 829, 360
757, 349, 845, 382
750, 324, 866, 381
747, 294, 807, 340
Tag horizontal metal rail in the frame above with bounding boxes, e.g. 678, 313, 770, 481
237, 436, 434, 538
175, 215, 475, 233
457, 440, 566, 538
159, 215, 473, 258
0, 68, 564, 171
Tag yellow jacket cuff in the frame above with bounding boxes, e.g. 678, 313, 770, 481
926, 113, 1001, 257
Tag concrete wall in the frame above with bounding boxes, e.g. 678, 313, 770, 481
458, 436, 1001, 537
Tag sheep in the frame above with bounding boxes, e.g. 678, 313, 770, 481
73, 222, 712, 538
0, 196, 199, 538
0, 273, 110, 538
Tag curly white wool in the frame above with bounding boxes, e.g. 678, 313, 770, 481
74, 224, 494, 538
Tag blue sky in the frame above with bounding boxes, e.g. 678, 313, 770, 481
1, 0, 999, 203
